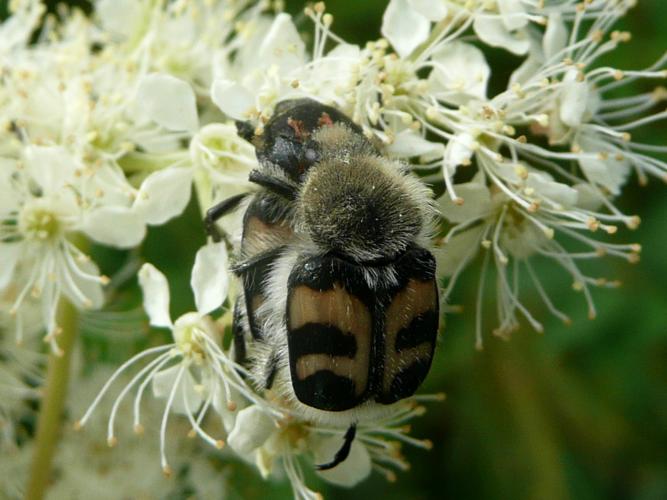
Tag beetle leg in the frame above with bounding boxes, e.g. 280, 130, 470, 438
231, 297, 248, 366
315, 424, 357, 470
263, 350, 280, 390
231, 245, 287, 276
248, 169, 298, 200
204, 193, 250, 242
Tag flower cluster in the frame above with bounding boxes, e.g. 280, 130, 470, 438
0, 0, 665, 498
74, 247, 441, 496
206, 0, 666, 344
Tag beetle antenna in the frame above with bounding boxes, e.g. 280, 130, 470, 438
315, 423, 357, 471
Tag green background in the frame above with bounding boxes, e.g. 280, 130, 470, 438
2, 1, 666, 499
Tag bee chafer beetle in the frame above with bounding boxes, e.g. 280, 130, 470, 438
205, 98, 440, 469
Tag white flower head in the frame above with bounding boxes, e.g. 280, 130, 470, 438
437, 174, 639, 348
50, 365, 222, 499
223, 395, 442, 498
427, 41, 491, 105
211, 12, 308, 121
0, 152, 109, 351
75, 242, 275, 476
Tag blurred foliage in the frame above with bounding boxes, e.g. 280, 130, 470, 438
1, 1, 666, 499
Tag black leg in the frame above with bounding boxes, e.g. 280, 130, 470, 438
204, 193, 249, 242
248, 169, 297, 200
263, 351, 280, 390
315, 424, 357, 470
231, 297, 247, 366
231, 245, 287, 276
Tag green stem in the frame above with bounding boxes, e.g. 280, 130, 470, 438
25, 299, 79, 500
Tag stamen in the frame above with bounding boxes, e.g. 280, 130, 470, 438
77, 345, 171, 429
159, 365, 185, 473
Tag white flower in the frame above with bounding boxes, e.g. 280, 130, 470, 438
0, 0, 45, 56
190, 123, 257, 243
94, 0, 259, 93
76, 243, 272, 475
224, 396, 440, 498
427, 41, 491, 105
381, 0, 537, 59
312, 436, 371, 487
0, 151, 108, 351
211, 13, 307, 120
559, 69, 591, 128
136, 74, 199, 132
381, 0, 431, 58
437, 175, 639, 348
51, 365, 221, 499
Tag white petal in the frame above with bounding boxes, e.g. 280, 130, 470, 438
257, 14, 305, 73
498, 0, 528, 31
577, 132, 630, 195
190, 123, 256, 181
0, 243, 20, 290
227, 406, 275, 455
255, 447, 275, 479
191, 242, 229, 315
301, 44, 361, 103
443, 132, 476, 172
573, 183, 604, 211
97, 0, 143, 38
526, 173, 578, 208
428, 41, 490, 104
152, 365, 203, 415
24, 146, 77, 195
439, 181, 492, 223
136, 74, 198, 132
81, 206, 146, 248
133, 167, 193, 225
560, 70, 589, 128
211, 79, 255, 120
152, 364, 180, 399
408, 0, 448, 21
314, 437, 371, 487
435, 226, 484, 277
382, 0, 431, 58
473, 16, 530, 55
502, 220, 548, 258
138, 263, 172, 328
388, 130, 445, 160
0, 1, 44, 50
543, 12, 568, 61
494, 162, 524, 184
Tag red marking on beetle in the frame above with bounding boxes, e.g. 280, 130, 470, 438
318, 112, 334, 127
287, 117, 308, 140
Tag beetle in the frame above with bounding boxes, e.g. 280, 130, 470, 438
204, 98, 439, 469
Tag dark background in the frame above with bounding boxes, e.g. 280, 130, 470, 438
2, 1, 665, 499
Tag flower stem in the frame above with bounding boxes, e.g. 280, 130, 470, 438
25, 299, 79, 500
